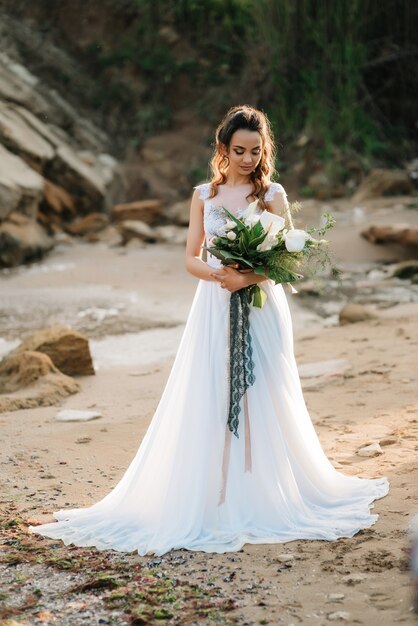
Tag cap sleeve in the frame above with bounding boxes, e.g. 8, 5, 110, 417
264, 182, 287, 203
264, 182, 293, 229
193, 183, 211, 201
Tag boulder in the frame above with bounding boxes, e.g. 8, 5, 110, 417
112, 199, 163, 225
45, 144, 106, 212
0, 144, 44, 220
0, 212, 54, 268
117, 219, 159, 244
65, 212, 109, 236
8, 327, 95, 376
353, 168, 413, 201
339, 304, 377, 325
166, 199, 190, 226
0, 102, 54, 172
39, 179, 77, 233
80, 152, 124, 212
387, 260, 418, 279
92, 224, 124, 247
42, 178, 76, 216
361, 224, 418, 248
154, 225, 188, 245
0, 350, 80, 413
12, 104, 64, 149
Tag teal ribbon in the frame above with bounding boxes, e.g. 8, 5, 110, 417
227, 289, 256, 437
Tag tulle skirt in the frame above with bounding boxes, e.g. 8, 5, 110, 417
29, 277, 389, 555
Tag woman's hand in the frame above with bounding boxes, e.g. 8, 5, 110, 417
210, 264, 253, 293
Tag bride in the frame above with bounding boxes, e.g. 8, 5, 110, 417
29, 105, 389, 556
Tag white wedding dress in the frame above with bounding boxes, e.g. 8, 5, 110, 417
29, 181, 389, 556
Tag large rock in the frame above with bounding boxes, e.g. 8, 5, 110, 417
117, 219, 159, 244
112, 199, 163, 225
0, 102, 54, 172
12, 104, 64, 149
0, 350, 80, 413
39, 178, 77, 234
0, 212, 54, 268
8, 327, 95, 376
166, 199, 190, 226
65, 212, 109, 236
353, 169, 413, 201
45, 144, 106, 212
154, 225, 188, 245
339, 304, 377, 325
0, 52, 50, 117
0, 144, 44, 220
361, 224, 418, 248
43, 178, 76, 216
0, 53, 109, 153
388, 260, 418, 279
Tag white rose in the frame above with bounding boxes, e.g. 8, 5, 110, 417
224, 220, 237, 231
259, 210, 286, 236
227, 231, 237, 241
284, 229, 309, 252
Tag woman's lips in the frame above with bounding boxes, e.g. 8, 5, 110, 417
240, 165, 253, 170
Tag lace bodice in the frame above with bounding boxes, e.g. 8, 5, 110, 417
194, 182, 290, 268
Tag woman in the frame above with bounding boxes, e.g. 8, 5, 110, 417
29, 105, 389, 556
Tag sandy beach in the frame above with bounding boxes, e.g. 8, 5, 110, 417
1, 199, 418, 625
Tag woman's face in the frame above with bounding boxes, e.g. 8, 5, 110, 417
224, 129, 262, 176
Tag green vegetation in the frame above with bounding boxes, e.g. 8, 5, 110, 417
84, 0, 416, 161
0, 503, 236, 624
5, 0, 417, 163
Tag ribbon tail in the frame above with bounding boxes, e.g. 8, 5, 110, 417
219, 426, 232, 506
244, 390, 252, 472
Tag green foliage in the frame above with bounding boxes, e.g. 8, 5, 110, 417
34, 0, 417, 159
0, 503, 237, 625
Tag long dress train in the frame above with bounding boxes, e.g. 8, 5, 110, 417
29, 182, 389, 556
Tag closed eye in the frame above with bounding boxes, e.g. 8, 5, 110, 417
234, 150, 261, 155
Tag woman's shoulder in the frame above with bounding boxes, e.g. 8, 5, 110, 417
193, 182, 212, 200
264, 181, 287, 202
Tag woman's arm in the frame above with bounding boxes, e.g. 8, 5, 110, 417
185, 189, 219, 282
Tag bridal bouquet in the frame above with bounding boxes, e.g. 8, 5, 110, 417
203, 198, 336, 439
203, 199, 336, 308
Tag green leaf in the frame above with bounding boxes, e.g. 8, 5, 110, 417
223, 208, 246, 231
250, 221, 264, 238
238, 232, 249, 255
248, 232, 268, 249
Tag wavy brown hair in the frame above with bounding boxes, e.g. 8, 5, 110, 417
208, 105, 278, 210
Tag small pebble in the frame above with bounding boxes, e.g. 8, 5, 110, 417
327, 611, 351, 621
357, 443, 383, 457
327, 593, 345, 602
